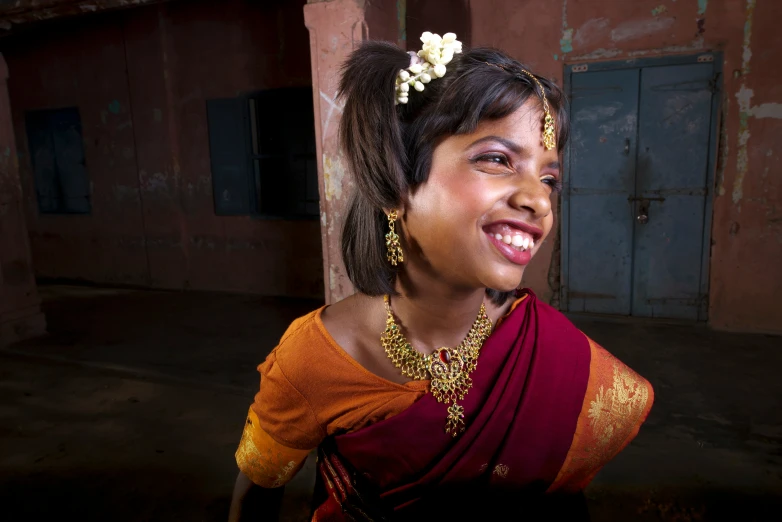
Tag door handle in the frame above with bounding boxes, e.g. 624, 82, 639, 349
624, 138, 630, 155
637, 200, 649, 224
631, 197, 665, 225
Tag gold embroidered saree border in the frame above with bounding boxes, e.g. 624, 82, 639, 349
547, 336, 654, 493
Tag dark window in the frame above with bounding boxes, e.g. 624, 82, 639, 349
25, 107, 91, 214
207, 87, 319, 218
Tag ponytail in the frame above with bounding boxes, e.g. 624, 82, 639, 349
339, 42, 411, 296
338, 42, 410, 208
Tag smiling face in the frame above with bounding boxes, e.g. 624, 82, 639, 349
400, 99, 561, 293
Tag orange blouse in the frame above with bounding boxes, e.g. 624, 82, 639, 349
236, 307, 428, 488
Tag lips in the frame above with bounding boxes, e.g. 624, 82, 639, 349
483, 220, 543, 266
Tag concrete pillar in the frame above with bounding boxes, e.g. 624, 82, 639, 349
0, 53, 46, 346
304, 0, 400, 304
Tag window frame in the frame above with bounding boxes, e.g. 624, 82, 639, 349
208, 87, 319, 220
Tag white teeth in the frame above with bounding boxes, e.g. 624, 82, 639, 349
491, 231, 536, 251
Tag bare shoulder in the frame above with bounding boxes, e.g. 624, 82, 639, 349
320, 293, 385, 359
320, 293, 411, 385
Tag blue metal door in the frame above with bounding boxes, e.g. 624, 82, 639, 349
563, 56, 719, 320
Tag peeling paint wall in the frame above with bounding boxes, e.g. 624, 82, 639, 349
1, 0, 324, 298
709, 0, 782, 333
472, 0, 782, 333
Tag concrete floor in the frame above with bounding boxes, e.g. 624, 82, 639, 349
0, 286, 780, 521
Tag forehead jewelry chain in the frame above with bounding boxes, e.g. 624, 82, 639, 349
485, 62, 557, 151
380, 295, 493, 436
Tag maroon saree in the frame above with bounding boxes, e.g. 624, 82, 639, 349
312, 290, 596, 519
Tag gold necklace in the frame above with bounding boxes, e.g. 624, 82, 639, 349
380, 295, 493, 436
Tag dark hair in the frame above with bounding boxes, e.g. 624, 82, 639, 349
339, 42, 570, 305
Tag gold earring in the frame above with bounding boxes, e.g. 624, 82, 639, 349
385, 210, 404, 266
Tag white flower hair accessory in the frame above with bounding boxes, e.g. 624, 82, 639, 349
395, 31, 463, 105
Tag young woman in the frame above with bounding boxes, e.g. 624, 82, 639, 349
228, 32, 653, 521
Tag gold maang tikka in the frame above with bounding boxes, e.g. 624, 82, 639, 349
385, 210, 404, 265
485, 62, 557, 151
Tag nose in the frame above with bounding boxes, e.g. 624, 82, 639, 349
508, 174, 552, 218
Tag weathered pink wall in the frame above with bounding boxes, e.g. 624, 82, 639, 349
472, 0, 781, 333
0, 53, 46, 346
2, 0, 324, 298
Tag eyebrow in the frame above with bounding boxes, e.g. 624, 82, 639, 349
468, 135, 560, 170
469, 135, 523, 154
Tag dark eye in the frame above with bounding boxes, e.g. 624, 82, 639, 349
542, 176, 563, 193
474, 153, 511, 167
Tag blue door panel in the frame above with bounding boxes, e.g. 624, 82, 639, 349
568, 193, 635, 313
632, 64, 715, 319
567, 69, 639, 315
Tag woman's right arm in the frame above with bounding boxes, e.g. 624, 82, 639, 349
231, 316, 326, 521
227, 471, 285, 522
